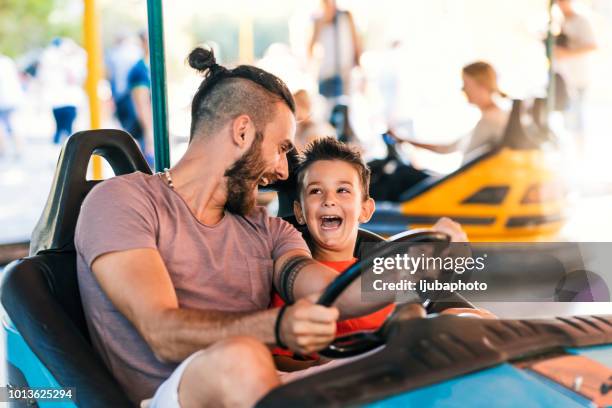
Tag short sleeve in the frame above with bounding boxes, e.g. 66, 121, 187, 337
74, 176, 158, 268
268, 216, 310, 260
127, 61, 150, 91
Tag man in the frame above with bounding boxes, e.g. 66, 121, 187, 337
126, 31, 155, 165
77, 46, 337, 407
554, 0, 597, 143
309, 0, 362, 105
75, 47, 469, 408
105, 33, 143, 146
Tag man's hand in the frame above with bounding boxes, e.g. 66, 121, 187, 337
432, 217, 468, 242
279, 295, 339, 355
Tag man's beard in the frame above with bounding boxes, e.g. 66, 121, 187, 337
224, 132, 275, 215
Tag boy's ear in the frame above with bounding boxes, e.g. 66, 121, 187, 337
293, 200, 306, 225
358, 197, 375, 224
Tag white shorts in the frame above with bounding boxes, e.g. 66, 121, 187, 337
144, 346, 384, 407
146, 350, 206, 408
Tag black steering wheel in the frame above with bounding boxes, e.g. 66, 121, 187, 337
316, 230, 452, 358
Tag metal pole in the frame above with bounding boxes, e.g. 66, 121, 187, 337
146, 0, 171, 171
83, 0, 103, 179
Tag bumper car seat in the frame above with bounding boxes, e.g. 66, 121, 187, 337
0, 129, 150, 407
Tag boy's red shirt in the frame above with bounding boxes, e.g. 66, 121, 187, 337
271, 258, 394, 355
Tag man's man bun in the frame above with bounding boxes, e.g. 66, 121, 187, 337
187, 46, 220, 75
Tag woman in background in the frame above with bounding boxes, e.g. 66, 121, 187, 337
371, 61, 509, 202
406, 61, 509, 162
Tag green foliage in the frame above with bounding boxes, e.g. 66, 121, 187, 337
0, 0, 81, 58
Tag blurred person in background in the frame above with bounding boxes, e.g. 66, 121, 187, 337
371, 62, 509, 201
38, 38, 86, 145
0, 53, 24, 159
293, 89, 335, 150
309, 0, 361, 107
126, 31, 154, 166
405, 61, 508, 163
105, 33, 142, 128
554, 0, 597, 145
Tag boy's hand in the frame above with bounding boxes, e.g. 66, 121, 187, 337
279, 295, 339, 354
432, 217, 468, 242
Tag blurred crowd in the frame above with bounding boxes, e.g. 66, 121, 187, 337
0, 0, 598, 175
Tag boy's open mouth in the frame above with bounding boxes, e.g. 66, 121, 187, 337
320, 215, 343, 230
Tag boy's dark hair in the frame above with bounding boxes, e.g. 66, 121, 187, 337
187, 46, 295, 142
296, 137, 371, 200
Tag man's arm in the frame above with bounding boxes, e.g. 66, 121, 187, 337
273, 249, 390, 320
273, 218, 470, 320
93, 248, 338, 362
308, 20, 322, 60
346, 12, 362, 66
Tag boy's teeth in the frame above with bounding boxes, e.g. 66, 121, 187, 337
321, 216, 342, 229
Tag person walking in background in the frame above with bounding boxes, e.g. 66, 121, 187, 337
105, 33, 142, 129
126, 31, 154, 166
0, 53, 24, 159
38, 38, 86, 145
309, 0, 361, 105
554, 0, 597, 144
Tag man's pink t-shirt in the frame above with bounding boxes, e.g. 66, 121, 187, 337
75, 172, 309, 404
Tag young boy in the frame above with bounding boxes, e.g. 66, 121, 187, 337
270, 137, 394, 370
271, 137, 477, 329
272, 137, 394, 341
271, 137, 488, 370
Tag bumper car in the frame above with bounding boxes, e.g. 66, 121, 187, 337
363, 99, 566, 242
1, 130, 609, 408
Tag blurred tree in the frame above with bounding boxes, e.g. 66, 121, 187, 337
253, 18, 289, 59
192, 14, 240, 63
0, 0, 81, 58
192, 14, 289, 64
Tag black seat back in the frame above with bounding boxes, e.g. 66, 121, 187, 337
31, 129, 152, 254
1, 130, 151, 407
499, 99, 541, 150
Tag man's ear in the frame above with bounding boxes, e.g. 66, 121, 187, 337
293, 200, 306, 225
358, 197, 375, 223
231, 114, 253, 148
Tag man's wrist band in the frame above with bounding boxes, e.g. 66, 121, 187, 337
278, 256, 314, 304
275, 305, 288, 349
